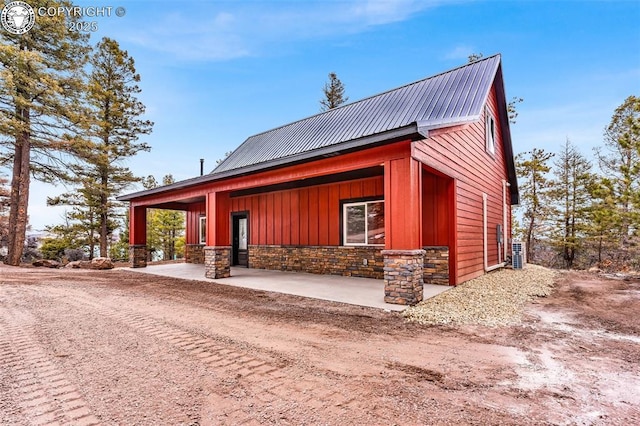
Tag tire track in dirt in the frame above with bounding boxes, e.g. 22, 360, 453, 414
42, 286, 370, 424
0, 301, 101, 426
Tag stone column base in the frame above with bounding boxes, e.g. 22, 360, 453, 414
129, 245, 147, 268
423, 246, 450, 285
382, 249, 425, 305
185, 244, 205, 264
204, 246, 231, 279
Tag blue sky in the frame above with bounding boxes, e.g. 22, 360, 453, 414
26, 0, 640, 230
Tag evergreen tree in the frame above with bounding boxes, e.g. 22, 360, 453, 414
516, 148, 554, 263
548, 139, 593, 268
47, 187, 100, 258
0, 174, 9, 255
41, 216, 87, 261
593, 95, 640, 267
109, 208, 130, 262
320, 72, 348, 111
587, 178, 620, 266
52, 37, 153, 258
143, 175, 185, 261
0, 0, 90, 265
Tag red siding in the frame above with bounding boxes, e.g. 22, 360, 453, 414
422, 173, 450, 246
185, 202, 205, 244
229, 176, 384, 246
413, 83, 511, 284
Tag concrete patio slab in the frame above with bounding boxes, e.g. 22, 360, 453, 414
123, 263, 451, 312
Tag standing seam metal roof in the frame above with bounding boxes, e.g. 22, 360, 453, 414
213, 55, 501, 174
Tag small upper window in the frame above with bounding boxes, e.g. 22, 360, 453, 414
485, 111, 496, 156
343, 200, 385, 246
199, 216, 206, 245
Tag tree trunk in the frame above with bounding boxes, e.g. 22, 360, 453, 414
6, 106, 31, 266
526, 215, 535, 263
99, 171, 108, 257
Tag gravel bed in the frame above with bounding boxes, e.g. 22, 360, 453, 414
404, 264, 558, 327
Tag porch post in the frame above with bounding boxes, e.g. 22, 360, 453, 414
382, 249, 425, 305
204, 192, 231, 279
383, 157, 424, 304
204, 246, 231, 279
129, 205, 147, 268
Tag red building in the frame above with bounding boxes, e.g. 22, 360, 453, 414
118, 55, 519, 305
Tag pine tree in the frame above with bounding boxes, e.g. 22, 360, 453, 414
47, 186, 101, 258
52, 37, 153, 258
41, 215, 87, 261
143, 175, 185, 261
320, 72, 348, 111
0, 174, 9, 256
0, 0, 90, 265
516, 148, 555, 263
587, 178, 619, 266
548, 139, 593, 268
593, 95, 640, 268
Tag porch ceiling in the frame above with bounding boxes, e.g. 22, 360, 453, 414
146, 196, 206, 210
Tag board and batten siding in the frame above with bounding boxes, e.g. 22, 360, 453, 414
225, 176, 385, 247
413, 83, 512, 285
185, 202, 206, 244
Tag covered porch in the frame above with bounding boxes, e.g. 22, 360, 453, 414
125, 263, 451, 311
123, 142, 456, 306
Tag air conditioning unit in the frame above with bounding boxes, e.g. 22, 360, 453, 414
512, 241, 526, 269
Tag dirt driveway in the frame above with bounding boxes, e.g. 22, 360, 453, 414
0, 265, 638, 425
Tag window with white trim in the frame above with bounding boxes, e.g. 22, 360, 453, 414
485, 111, 496, 156
199, 216, 206, 245
343, 200, 385, 246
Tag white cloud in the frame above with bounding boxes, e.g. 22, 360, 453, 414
444, 44, 475, 61
120, 1, 444, 62
511, 101, 612, 159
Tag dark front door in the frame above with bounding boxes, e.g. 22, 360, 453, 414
232, 213, 248, 267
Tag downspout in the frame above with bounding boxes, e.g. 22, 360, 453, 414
483, 193, 488, 270
503, 180, 510, 261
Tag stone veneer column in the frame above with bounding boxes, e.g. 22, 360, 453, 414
204, 246, 231, 279
185, 244, 205, 264
129, 244, 147, 268
382, 249, 425, 305
423, 246, 450, 286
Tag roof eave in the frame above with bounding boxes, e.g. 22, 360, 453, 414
117, 123, 423, 202
493, 62, 520, 205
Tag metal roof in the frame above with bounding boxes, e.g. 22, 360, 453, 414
118, 54, 519, 203
213, 54, 501, 174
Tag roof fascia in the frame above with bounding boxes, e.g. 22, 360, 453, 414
117, 123, 422, 202
492, 63, 520, 205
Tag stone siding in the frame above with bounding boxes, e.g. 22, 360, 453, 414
129, 245, 147, 268
185, 244, 205, 264
423, 246, 450, 286
248, 245, 383, 279
382, 249, 425, 305
204, 246, 231, 279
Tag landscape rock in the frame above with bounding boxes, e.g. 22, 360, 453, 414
65, 260, 93, 269
90, 257, 114, 270
588, 267, 602, 273
32, 259, 61, 268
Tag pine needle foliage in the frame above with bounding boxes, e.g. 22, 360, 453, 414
0, 0, 90, 265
